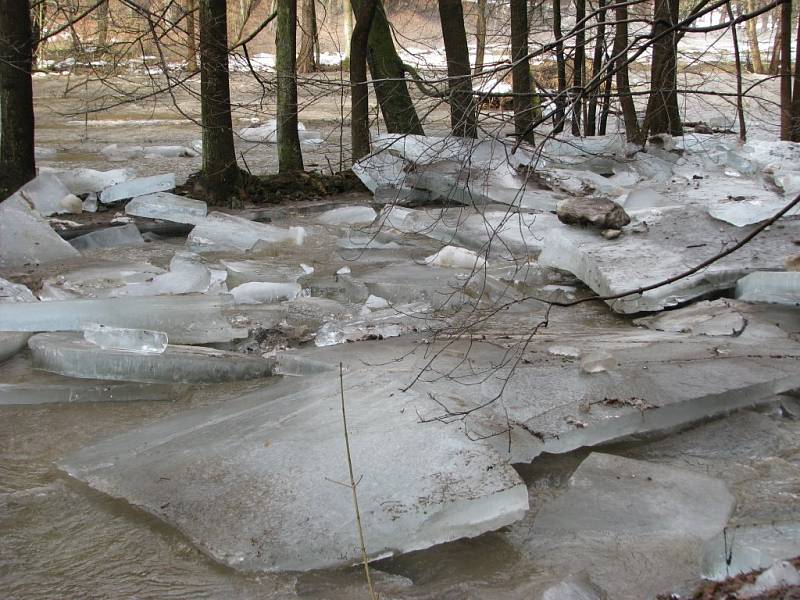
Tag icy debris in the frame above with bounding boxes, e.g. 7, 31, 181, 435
59, 374, 528, 571
0, 294, 247, 344
425, 245, 486, 270
83, 324, 168, 354
314, 302, 431, 346
579, 350, 617, 373
69, 224, 145, 251
702, 523, 800, 580
738, 560, 800, 598
30, 333, 272, 383
364, 294, 390, 309
230, 281, 302, 304
557, 197, 630, 230
0, 198, 80, 269
315, 205, 377, 225
539, 206, 800, 313
83, 193, 98, 212
735, 271, 800, 305
633, 300, 747, 336
0, 278, 37, 363
101, 144, 198, 160
337, 233, 404, 250
187, 211, 306, 252
6, 172, 82, 216
707, 196, 800, 227
121, 252, 223, 297
125, 192, 207, 224
352, 150, 407, 193
336, 266, 351, 275
221, 260, 306, 288
542, 573, 608, 600
238, 120, 319, 143
41, 167, 133, 195
38, 261, 166, 300
100, 173, 176, 204
271, 353, 335, 376
548, 345, 581, 358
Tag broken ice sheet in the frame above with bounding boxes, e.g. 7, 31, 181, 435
735, 271, 800, 305
314, 302, 431, 346
230, 281, 302, 304
707, 195, 800, 227
315, 205, 377, 226
83, 324, 168, 354
69, 224, 145, 251
40, 166, 132, 195
702, 523, 800, 581
100, 173, 176, 204
0, 277, 37, 363
187, 211, 306, 253
30, 332, 272, 383
5, 172, 82, 216
125, 192, 208, 225
38, 261, 166, 300
0, 198, 80, 269
633, 299, 747, 336
59, 374, 528, 571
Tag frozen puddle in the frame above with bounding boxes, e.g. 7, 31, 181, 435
60, 374, 528, 571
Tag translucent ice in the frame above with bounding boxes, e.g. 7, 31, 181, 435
6, 172, 82, 216
738, 560, 800, 598
100, 173, 176, 204
221, 259, 307, 287
735, 271, 800, 305
633, 300, 747, 336
30, 332, 272, 383
69, 224, 145, 251
314, 302, 431, 346
0, 277, 37, 363
580, 350, 617, 373
83, 324, 168, 354
425, 245, 487, 270
0, 199, 80, 269
120, 252, 220, 297
702, 523, 800, 580
125, 192, 208, 224
38, 261, 166, 300
187, 211, 306, 253
707, 196, 800, 227
41, 167, 133, 195
230, 281, 302, 304
315, 205, 377, 225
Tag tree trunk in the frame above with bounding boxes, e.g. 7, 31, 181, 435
297, 0, 318, 73
790, 0, 800, 140
586, 0, 606, 136
199, 0, 241, 204
97, 0, 109, 48
276, 0, 304, 171
745, 0, 764, 73
552, 0, 567, 133
350, 0, 376, 160
510, 0, 534, 143
769, 13, 782, 75
727, 0, 747, 140
571, 0, 585, 136
473, 0, 487, 75
0, 0, 36, 198
780, 0, 792, 140
643, 0, 682, 137
342, 0, 353, 59
352, 0, 424, 134
613, 0, 642, 144
438, 0, 477, 137
187, 0, 198, 72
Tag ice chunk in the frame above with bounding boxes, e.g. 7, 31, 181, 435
187, 211, 306, 252
707, 196, 800, 227
83, 324, 168, 354
735, 271, 800, 305
351, 150, 408, 192
125, 192, 208, 224
100, 173, 176, 204
0, 277, 37, 363
239, 120, 317, 143
59, 373, 528, 571
542, 573, 608, 600
69, 224, 145, 251
101, 144, 197, 160
364, 294, 389, 309
633, 299, 747, 336
738, 560, 800, 598
702, 523, 800, 580
38, 261, 166, 300
83, 193, 98, 212
548, 345, 581, 358
119, 252, 220, 297
0, 294, 247, 344
425, 245, 486, 270
315, 205, 377, 225
30, 332, 272, 383
0, 200, 80, 269
230, 281, 302, 304
6, 172, 82, 216
41, 167, 133, 195
221, 259, 307, 287
580, 350, 617, 373
314, 302, 431, 346
539, 206, 800, 313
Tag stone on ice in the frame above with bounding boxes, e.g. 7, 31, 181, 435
187, 211, 306, 252
0, 294, 247, 344
30, 332, 272, 383
230, 281, 302, 304
125, 192, 208, 224
424, 245, 487, 270
59, 374, 528, 571
100, 173, 176, 204
83, 324, 168, 354
735, 271, 800, 305
702, 523, 800, 580
315, 205, 377, 225
69, 224, 145, 251
0, 200, 80, 269
557, 197, 631, 229
633, 300, 747, 336
539, 206, 800, 313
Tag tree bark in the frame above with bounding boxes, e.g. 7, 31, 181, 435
552, 0, 567, 133
97, 0, 109, 48
473, 0, 487, 75
510, 0, 534, 143
769, 13, 782, 75
276, 0, 304, 171
745, 0, 764, 73
613, 0, 642, 144
586, 0, 606, 136
727, 0, 747, 140
342, 0, 353, 59
438, 0, 477, 137
571, 0, 585, 136
351, 0, 424, 134
780, 0, 792, 140
297, 0, 318, 73
790, 0, 800, 140
0, 0, 36, 198
350, 0, 376, 160
643, 0, 682, 137
187, 0, 198, 72
199, 0, 241, 204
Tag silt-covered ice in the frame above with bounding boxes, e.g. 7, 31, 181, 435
735, 271, 800, 305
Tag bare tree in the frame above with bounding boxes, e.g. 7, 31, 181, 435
745, 0, 765, 72
511, 0, 535, 143
643, 0, 682, 137
187, 0, 198, 71
571, 0, 585, 135
351, 0, 376, 160
474, 0, 487, 75
276, 0, 304, 171
438, 0, 477, 137
779, 0, 791, 139
613, 0, 642, 143
552, 0, 567, 133
297, 0, 318, 73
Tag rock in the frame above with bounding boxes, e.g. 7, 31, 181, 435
786, 253, 800, 271
557, 198, 631, 230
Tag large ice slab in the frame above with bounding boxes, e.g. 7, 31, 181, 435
539, 206, 800, 313
69, 224, 145, 251
119, 252, 224, 297
0, 277, 37, 363
5, 173, 82, 216
125, 192, 208, 224
633, 299, 747, 336
0, 199, 80, 269
708, 196, 800, 227
38, 261, 166, 300
702, 523, 800, 580
100, 173, 176, 204
315, 205, 377, 226
83, 324, 168, 354
60, 374, 529, 571
41, 167, 133, 195
187, 211, 306, 252
735, 271, 800, 305
0, 294, 247, 344
30, 333, 273, 383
